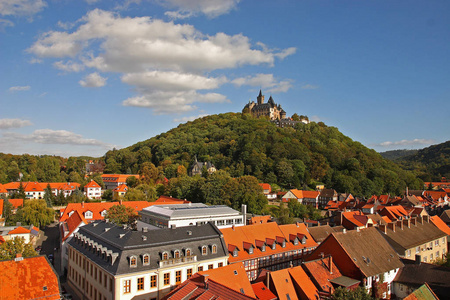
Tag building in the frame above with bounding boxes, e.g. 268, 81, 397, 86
318, 189, 338, 208
308, 227, 404, 299
2, 181, 81, 198
67, 221, 228, 300
189, 156, 216, 176
259, 183, 277, 200
101, 174, 140, 190
0, 224, 40, 244
84, 180, 102, 200
0, 255, 61, 300
139, 203, 246, 229
377, 216, 448, 262
243, 90, 286, 121
113, 184, 128, 200
307, 224, 344, 245
221, 222, 317, 280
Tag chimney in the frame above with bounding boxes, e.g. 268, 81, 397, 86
120, 199, 123, 205
328, 256, 333, 274
232, 225, 235, 231
388, 222, 396, 232
15, 253, 23, 262
411, 217, 416, 226
379, 224, 387, 234
203, 274, 209, 289
415, 254, 421, 265
403, 219, 410, 228
266, 272, 270, 289
171, 224, 176, 229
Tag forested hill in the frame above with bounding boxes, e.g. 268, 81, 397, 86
103, 113, 422, 197
394, 141, 450, 182
379, 149, 418, 161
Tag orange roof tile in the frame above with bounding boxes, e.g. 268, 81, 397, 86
302, 190, 320, 198
430, 216, 450, 236
251, 282, 276, 300
155, 195, 190, 204
248, 215, 272, 225
0, 184, 7, 193
24, 182, 44, 192
9, 226, 31, 235
62, 210, 88, 241
269, 268, 299, 300
302, 256, 342, 294
288, 266, 320, 300
113, 184, 128, 192
0, 199, 3, 216
259, 183, 272, 193
85, 180, 101, 188
8, 198, 24, 209
0, 256, 60, 300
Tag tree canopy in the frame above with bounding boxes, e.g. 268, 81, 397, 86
105, 204, 139, 228
0, 237, 38, 261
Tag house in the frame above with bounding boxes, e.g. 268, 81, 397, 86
339, 211, 374, 230
0, 224, 40, 244
8, 198, 24, 213
162, 262, 257, 300
101, 174, 140, 190
189, 156, 216, 176
393, 258, 450, 300
430, 215, 450, 250
259, 183, 277, 200
0, 255, 61, 300
24, 181, 45, 199
2, 181, 81, 198
84, 180, 102, 199
282, 189, 304, 203
377, 216, 448, 262
220, 222, 317, 280
318, 189, 338, 208
0, 184, 7, 196
379, 205, 409, 222
113, 184, 128, 200
139, 203, 246, 229
308, 227, 404, 299
67, 221, 229, 300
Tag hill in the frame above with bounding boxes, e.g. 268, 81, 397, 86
103, 113, 422, 197
379, 149, 418, 161
395, 141, 450, 182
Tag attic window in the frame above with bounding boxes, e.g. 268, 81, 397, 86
84, 211, 93, 219
212, 244, 217, 254
143, 254, 150, 265
130, 256, 137, 267
234, 270, 238, 275
185, 248, 191, 256
43, 286, 47, 291
233, 249, 238, 257
202, 246, 207, 255
101, 210, 107, 217
174, 250, 180, 258
162, 252, 169, 260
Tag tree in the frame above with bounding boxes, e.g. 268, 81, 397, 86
123, 188, 146, 201
2, 199, 13, 224
126, 176, 138, 188
44, 184, 55, 207
22, 200, 54, 228
102, 189, 113, 201
0, 237, 38, 260
105, 205, 139, 228
331, 286, 374, 300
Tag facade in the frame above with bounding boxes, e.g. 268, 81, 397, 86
67, 221, 228, 300
139, 203, 246, 229
101, 174, 140, 190
84, 180, 102, 200
318, 189, 338, 208
221, 222, 318, 281
243, 90, 286, 121
377, 216, 448, 262
3, 181, 80, 198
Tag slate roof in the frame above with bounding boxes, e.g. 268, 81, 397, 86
0, 256, 60, 300
69, 221, 228, 275
395, 258, 450, 300
307, 225, 344, 244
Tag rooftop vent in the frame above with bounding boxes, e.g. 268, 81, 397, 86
43, 286, 47, 291
119, 234, 125, 238
104, 228, 110, 232
187, 231, 192, 235
142, 227, 148, 233
93, 223, 98, 227
142, 236, 147, 241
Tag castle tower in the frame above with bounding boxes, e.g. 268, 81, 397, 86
257, 89, 264, 105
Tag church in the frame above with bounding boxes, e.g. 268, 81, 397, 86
242, 90, 286, 120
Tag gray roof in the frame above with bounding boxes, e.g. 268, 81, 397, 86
141, 203, 241, 219
329, 276, 360, 287
68, 220, 228, 275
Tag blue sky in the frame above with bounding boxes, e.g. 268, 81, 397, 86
1, 0, 449, 157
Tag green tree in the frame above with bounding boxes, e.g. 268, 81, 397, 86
123, 188, 146, 201
126, 176, 138, 188
331, 286, 374, 300
22, 200, 54, 228
2, 199, 13, 224
0, 237, 38, 260
44, 184, 55, 207
102, 189, 113, 201
105, 205, 139, 228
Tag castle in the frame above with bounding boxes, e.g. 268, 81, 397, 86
242, 90, 286, 120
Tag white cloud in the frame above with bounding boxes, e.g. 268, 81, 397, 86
0, 0, 47, 17
54, 60, 85, 72
163, 0, 240, 19
0, 118, 32, 129
275, 47, 297, 59
231, 73, 293, 93
301, 84, 319, 90
173, 114, 208, 123
28, 9, 293, 114
79, 72, 107, 87
9, 85, 30, 92
309, 115, 321, 122
377, 139, 436, 147
2, 129, 112, 147
85, 0, 101, 4
29, 58, 42, 64
0, 18, 14, 29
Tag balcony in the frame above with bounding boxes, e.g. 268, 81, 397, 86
159, 255, 197, 267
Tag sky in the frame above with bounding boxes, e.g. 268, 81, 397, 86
0, 0, 449, 157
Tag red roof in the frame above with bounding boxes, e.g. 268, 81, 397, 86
430, 216, 450, 236
8, 198, 24, 209
302, 256, 342, 293
0, 199, 3, 216
251, 282, 276, 300
113, 184, 128, 192
9, 226, 31, 235
62, 210, 88, 241
155, 195, 190, 204
85, 180, 101, 188
288, 266, 320, 299
269, 268, 299, 300
0, 184, 7, 193
24, 182, 44, 192
259, 183, 272, 193
0, 256, 60, 300
248, 215, 272, 225
380, 205, 409, 221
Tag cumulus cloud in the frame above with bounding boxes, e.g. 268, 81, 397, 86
9, 85, 30, 92
301, 84, 319, 90
163, 0, 240, 19
377, 139, 436, 147
79, 72, 107, 87
2, 129, 112, 147
173, 114, 209, 123
0, 118, 32, 129
28, 9, 294, 114
232, 73, 293, 93
0, 0, 47, 17
54, 60, 85, 72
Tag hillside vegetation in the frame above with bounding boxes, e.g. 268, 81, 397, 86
103, 113, 422, 197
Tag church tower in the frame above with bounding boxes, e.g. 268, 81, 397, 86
257, 89, 264, 105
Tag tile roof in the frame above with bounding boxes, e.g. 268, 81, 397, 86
307, 225, 344, 244
259, 183, 272, 192
0, 199, 3, 216
0, 184, 7, 193
248, 215, 272, 225
403, 283, 439, 300
302, 190, 320, 198
430, 216, 450, 236
113, 184, 128, 192
302, 256, 342, 293
380, 205, 409, 221
8, 198, 24, 208
288, 266, 319, 300
155, 195, 190, 204
24, 181, 44, 192
251, 282, 277, 300
8, 226, 32, 234
269, 268, 299, 300
62, 210, 88, 241
0, 256, 60, 300
85, 180, 101, 188
101, 174, 140, 182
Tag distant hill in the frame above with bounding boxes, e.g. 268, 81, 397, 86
103, 113, 422, 197
395, 141, 450, 182
380, 149, 418, 161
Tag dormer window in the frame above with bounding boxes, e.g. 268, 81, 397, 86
202, 246, 207, 255
84, 211, 93, 219
143, 254, 150, 265
68, 211, 74, 217
261, 245, 266, 252
101, 210, 107, 217
185, 248, 191, 256
162, 252, 169, 260
174, 250, 180, 258
130, 256, 137, 267
248, 247, 253, 254
233, 249, 238, 257
293, 238, 298, 245
212, 244, 217, 254
272, 243, 276, 250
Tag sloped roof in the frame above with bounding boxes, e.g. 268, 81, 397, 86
302, 256, 342, 293
101, 174, 140, 183
439, 210, 450, 223
62, 210, 88, 241
423, 191, 447, 200
342, 211, 369, 228
403, 283, 439, 300
155, 195, 190, 204
430, 216, 450, 236
0, 184, 7, 193
85, 180, 101, 188
113, 184, 128, 192
251, 282, 277, 300
259, 183, 271, 191
24, 182, 44, 192
248, 215, 272, 225
8, 198, 23, 209
302, 191, 320, 198
381, 205, 409, 221
288, 266, 320, 299
307, 225, 344, 244
0, 199, 3, 216
269, 268, 299, 300
9, 226, 31, 235
0, 256, 60, 300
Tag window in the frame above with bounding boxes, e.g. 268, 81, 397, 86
137, 277, 144, 291
130, 256, 137, 267
187, 268, 193, 279
85, 211, 93, 219
198, 266, 203, 272
435, 240, 439, 246
123, 280, 131, 294
174, 250, 180, 258
163, 252, 168, 260
437, 251, 440, 258
217, 220, 224, 226
430, 253, 433, 260
416, 246, 420, 254
202, 246, 207, 255
100, 210, 107, 217
164, 273, 170, 286
406, 250, 411, 257
212, 244, 217, 254
143, 254, 149, 265
185, 248, 191, 256
176, 271, 181, 284
150, 275, 157, 288
226, 219, 233, 225
423, 256, 427, 262
218, 262, 223, 268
